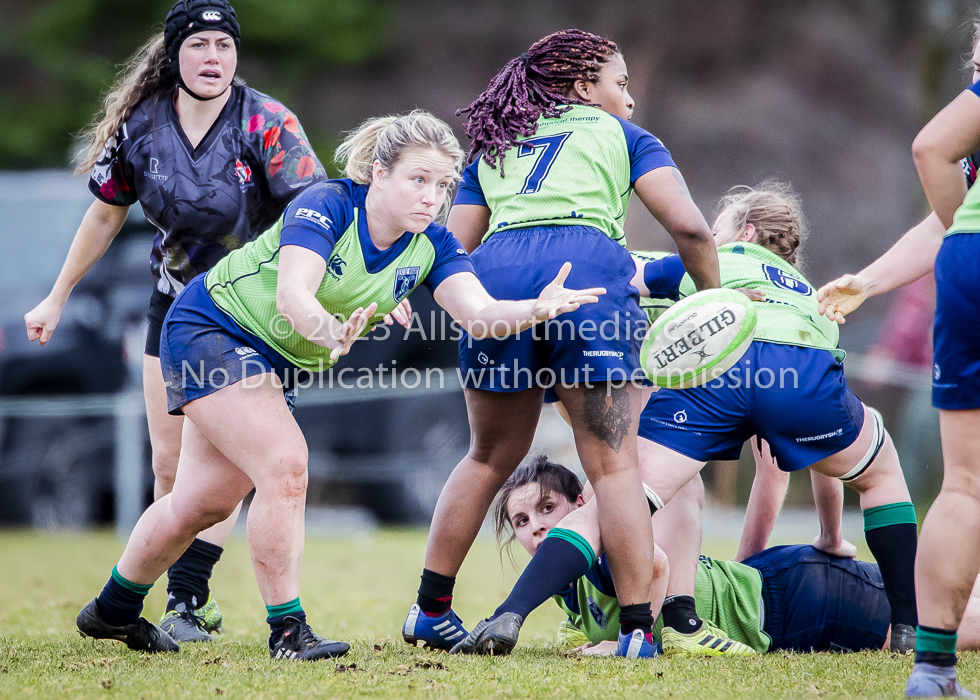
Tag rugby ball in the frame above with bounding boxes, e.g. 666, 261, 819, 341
640, 289, 757, 389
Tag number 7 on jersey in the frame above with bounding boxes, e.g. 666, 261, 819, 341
516, 132, 571, 195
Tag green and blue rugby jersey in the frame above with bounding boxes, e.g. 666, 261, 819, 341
206, 179, 473, 370
553, 554, 771, 652
454, 105, 676, 244
641, 243, 842, 360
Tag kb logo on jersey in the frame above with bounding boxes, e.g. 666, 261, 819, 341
393, 266, 420, 302
762, 264, 811, 296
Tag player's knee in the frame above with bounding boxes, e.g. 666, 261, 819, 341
261, 448, 309, 501
941, 465, 980, 500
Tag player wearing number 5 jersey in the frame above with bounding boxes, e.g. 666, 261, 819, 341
404, 29, 720, 660
75, 110, 603, 660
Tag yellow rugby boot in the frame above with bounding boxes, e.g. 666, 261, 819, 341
661, 620, 756, 657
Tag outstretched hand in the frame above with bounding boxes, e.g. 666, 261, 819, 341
330, 303, 378, 362
384, 298, 413, 328
532, 262, 605, 323
817, 274, 868, 324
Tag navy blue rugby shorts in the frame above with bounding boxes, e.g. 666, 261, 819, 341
933, 232, 980, 409
742, 545, 889, 652
458, 225, 644, 392
159, 275, 301, 415
637, 342, 864, 471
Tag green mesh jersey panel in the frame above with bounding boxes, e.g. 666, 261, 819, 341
554, 555, 770, 652
653, 555, 771, 653
205, 211, 436, 371
476, 105, 632, 243
948, 174, 980, 237
677, 243, 842, 360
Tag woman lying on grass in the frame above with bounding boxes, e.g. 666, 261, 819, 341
493, 455, 980, 655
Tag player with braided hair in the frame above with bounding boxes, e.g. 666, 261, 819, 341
470, 181, 920, 658
403, 29, 720, 659
25, 0, 325, 643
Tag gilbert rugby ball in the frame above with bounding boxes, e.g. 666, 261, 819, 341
640, 288, 757, 389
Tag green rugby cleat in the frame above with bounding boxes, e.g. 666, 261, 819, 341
195, 594, 223, 634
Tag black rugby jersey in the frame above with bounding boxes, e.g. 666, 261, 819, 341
89, 84, 325, 295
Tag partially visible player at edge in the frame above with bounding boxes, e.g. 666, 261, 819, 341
24, 0, 326, 643
402, 29, 720, 660
899, 26, 980, 700
468, 182, 919, 657
73, 110, 604, 660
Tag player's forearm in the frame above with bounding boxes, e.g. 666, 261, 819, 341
854, 212, 945, 298
912, 140, 969, 229
811, 472, 845, 545
48, 201, 128, 304
673, 231, 720, 291
462, 299, 541, 338
737, 466, 789, 561
276, 287, 344, 349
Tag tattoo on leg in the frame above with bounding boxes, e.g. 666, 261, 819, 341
582, 385, 632, 452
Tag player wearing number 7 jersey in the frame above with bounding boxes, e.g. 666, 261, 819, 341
403, 29, 720, 659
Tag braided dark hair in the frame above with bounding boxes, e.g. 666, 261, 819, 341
458, 29, 620, 173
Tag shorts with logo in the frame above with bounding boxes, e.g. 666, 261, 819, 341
637, 342, 863, 472
742, 545, 888, 652
159, 274, 302, 415
458, 225, 644, 392
933, 232, 980, 409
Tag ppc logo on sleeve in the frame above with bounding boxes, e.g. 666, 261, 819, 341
295, 208, 333, 231
393, 266, 421, 302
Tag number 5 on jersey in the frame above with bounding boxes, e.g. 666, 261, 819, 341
516, 132, 571, 195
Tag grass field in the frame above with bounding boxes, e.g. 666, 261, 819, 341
0, 529, 975, 699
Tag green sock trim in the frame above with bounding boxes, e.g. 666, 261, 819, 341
916, 627, 957, 655
111, 566, 153, 595
863, 502, 917, 531
546, 528, 597, 567
266, 597, 303, 618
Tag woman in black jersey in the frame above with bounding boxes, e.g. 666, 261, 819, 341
23, 0, 324, 644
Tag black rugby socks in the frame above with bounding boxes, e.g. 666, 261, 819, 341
619, 601, 655, 637
166, 538, 224, 612
97, 566, 152, 627
662, 594, 702, 635
417, 569, 456, 617
915, 625, 958, 667
863, 503, 918, 627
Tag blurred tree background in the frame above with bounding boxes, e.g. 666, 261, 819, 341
0, 0, 392, 169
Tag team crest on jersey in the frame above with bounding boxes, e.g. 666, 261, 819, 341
762, 264, 811, 296
234, 159, 253, 191
586, 596, 608, 629
326, 254, 346, 280
393, 266, 420, 302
